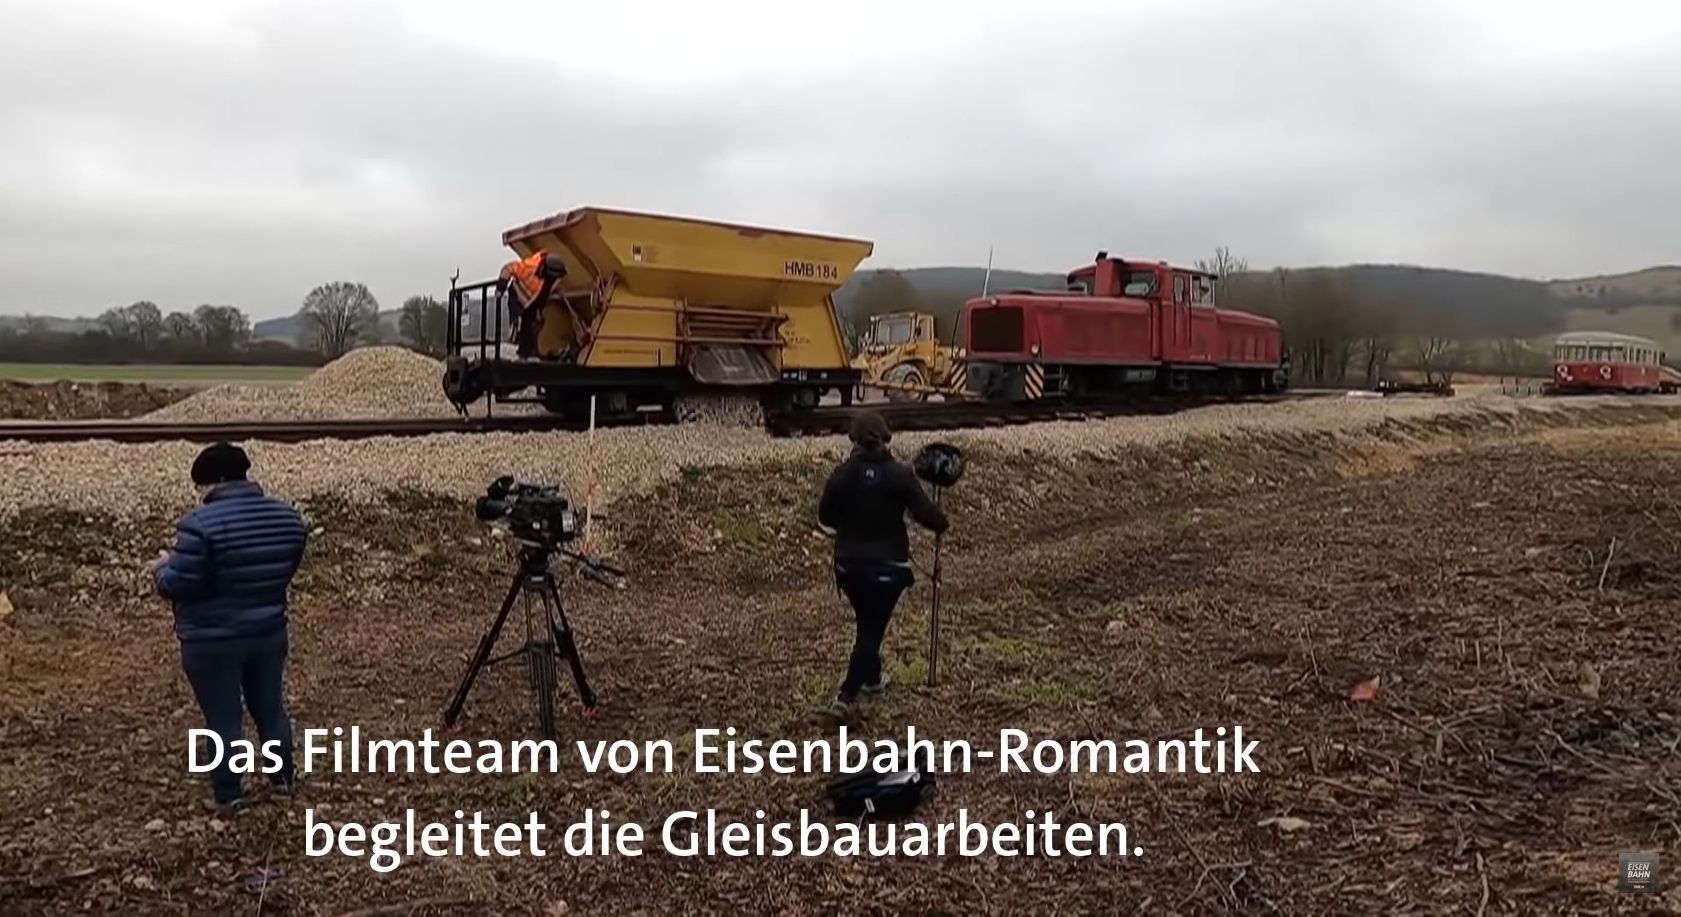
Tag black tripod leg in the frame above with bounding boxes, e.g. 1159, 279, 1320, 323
443, 572, 523, 728
544, 576, 598, 708
928, 486, 944, 687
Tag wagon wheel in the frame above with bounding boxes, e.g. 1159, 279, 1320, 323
884, 364, 927, 402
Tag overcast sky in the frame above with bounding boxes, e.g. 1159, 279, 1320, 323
3, 0, 1678, 320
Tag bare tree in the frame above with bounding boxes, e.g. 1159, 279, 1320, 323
1491, 337, 1527, 377
163, 311, 199, 344
1349, 296, 1397, 386
1196, 246, 1250, 306
1360, 330, 1395, 386
1238, 269, 1358, 385
1411, 335, 1457, 385
128, 301, 165, 351
301, 282, 380, 359
97, 306, 135, 342
1196, 246, 1248, 277
98, 301, 164, 349
194, 305, 251, 353
399, 295, 449, 355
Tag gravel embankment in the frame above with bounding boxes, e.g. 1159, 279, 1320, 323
5, 390, 1671, 522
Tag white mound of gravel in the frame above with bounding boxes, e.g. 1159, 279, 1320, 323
146, 347, 460, 422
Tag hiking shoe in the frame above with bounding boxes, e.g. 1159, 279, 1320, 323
814, 695, 854, 722
202, 796, 248, 814
861, 673, 891, 697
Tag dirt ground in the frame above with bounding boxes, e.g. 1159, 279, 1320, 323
2, 409, 1679, 915
0, 379, 189, 420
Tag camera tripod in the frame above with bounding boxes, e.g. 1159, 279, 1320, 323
913, 443, 964, 689
443, 542, 608, 740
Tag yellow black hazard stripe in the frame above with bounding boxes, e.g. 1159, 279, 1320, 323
1024, 363, 1045, 400
947, 362, 968, 395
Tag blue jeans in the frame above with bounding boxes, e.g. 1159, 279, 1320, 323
180, 628, 295, 803
836, 562, 913, 701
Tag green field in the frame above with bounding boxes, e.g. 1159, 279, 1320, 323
0, 363, 313, 385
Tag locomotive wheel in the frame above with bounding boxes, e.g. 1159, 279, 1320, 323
884, 364, 927, 402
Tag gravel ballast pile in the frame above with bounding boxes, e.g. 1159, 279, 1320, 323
145, 347, 459, 422
673, 392, 767, 427
6, 392, 1676, 523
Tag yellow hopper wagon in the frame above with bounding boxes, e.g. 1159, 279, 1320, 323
443, 206, 872, 422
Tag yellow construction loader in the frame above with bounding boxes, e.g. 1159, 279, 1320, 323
850, 311, 966, 401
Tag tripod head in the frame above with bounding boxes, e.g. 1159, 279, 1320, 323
506, 537, 626, 589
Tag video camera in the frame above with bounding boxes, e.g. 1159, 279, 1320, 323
475, 476, 585, 548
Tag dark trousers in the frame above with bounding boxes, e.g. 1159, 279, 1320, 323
836, 563, 912, 701
180, 628, 295, 803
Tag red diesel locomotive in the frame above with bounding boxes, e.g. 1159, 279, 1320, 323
957, 252, 1288, 402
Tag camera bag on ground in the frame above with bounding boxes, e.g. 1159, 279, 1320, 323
824, 742, 936, 818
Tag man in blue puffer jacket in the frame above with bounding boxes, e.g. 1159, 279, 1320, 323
151, 442, 308, 810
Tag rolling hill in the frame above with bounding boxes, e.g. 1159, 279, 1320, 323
1551, 266, 1681, 303
1550, 266, 1681, 356
837, 262, 1568, 338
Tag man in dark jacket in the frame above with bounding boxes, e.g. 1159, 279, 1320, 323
152, 442, 308, 810
816, 412, 948, 720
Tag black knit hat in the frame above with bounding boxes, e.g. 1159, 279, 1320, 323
849, 410, 891, 448
190, 442, 251, 486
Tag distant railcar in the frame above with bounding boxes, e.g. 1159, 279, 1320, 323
956, 253, 1288, 402
1546, 331, 1678, 395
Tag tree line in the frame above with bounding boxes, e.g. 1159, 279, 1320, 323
296, 282, 449, 359
0, 284, 454, 366
0, 302, 318, 366
1215, 253, 1563, 386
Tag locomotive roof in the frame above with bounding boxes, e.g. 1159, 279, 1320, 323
1067, 260, 1218, 278
1554, 330, 1661, 347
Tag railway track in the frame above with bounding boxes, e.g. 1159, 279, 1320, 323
0, 392, 1336, 445
0, 413, 674, 445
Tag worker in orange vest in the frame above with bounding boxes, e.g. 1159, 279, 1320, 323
498, 252, 567, 358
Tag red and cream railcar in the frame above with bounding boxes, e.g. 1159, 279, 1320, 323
957, 252, 1288, 402
1546, 331, 1678, 395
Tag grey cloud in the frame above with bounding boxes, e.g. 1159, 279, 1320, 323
1, 0, 1678, 318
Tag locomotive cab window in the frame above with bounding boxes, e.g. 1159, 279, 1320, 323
1173, 275, 1188, 304
1123, 270, 1158, 299
1192, 276, 1214, 307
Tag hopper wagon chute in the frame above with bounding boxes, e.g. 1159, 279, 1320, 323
443, 206, 871, 420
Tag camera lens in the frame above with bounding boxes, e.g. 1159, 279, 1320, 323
474, 497, 506, 522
